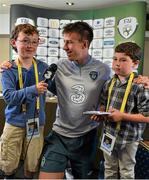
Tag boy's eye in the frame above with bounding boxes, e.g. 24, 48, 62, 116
17, 39, 39, 46
23, 40, 29, 44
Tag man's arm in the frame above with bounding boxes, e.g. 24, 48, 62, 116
134, 75, 149, 88
0, 61, 12, 72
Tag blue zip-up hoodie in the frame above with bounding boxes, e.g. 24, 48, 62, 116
1, 59, 48, 127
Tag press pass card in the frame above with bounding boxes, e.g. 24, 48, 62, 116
26, 117, 40, 139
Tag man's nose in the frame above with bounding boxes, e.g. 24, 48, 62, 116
63, 42, 68, 50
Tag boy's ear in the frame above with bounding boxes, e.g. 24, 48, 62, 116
133, 60, 140, 69
10, 39, 17, 49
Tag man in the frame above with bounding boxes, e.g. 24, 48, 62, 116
39, 21, 110, 179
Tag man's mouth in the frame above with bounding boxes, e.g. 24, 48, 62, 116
67, 52, 72, 56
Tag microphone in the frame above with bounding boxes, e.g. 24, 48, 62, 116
44, 63, 57, 83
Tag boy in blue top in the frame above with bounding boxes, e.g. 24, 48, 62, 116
92, 42, 149, 179
0, 24, 48, 178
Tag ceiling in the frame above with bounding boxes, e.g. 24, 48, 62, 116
0, 0, 149, 14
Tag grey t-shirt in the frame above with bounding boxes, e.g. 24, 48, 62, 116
53, 57, 110, 137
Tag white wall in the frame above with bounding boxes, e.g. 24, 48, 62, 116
0, 14, 10, 34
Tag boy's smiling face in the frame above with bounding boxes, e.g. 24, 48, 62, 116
112, 52, 139, 78
11, 32, 39, 60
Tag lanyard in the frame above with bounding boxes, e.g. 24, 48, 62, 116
106, 72, 134, 131
17, 58, 39, 112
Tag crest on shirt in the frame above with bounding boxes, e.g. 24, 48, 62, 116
89, 71, 98, 80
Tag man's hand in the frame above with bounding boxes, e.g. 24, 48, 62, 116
91, 114, 107, 122
134, 75, 149, 89
0, 61, 12, 72
36, 81, 48, 94
91, 105, 106, 122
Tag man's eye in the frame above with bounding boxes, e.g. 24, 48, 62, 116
33, 41, 38, 45
68, 41, 74, 44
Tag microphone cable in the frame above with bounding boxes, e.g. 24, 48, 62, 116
19, 100, 38, 177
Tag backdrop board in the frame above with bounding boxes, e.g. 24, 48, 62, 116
10, 1, 147, 74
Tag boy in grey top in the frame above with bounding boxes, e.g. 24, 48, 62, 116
39, 21, 110, 179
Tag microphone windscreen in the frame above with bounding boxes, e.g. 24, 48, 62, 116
49, 63, 57, 73
43, 63, 57, 81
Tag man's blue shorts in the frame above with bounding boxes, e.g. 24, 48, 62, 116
40, 129, 97, 179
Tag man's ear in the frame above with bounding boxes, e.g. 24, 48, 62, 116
82, 40, 89, 49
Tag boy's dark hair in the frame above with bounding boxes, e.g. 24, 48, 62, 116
115, 42, 142, 61
63, 21, 93, 47
11, 24, 39, 52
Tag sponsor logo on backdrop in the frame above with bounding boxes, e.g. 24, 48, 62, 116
15, 17, 35, 26
117, 17, 138, 39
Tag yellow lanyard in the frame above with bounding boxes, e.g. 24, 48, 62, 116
17, 58, 39, 112
106, 72, 134, 131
